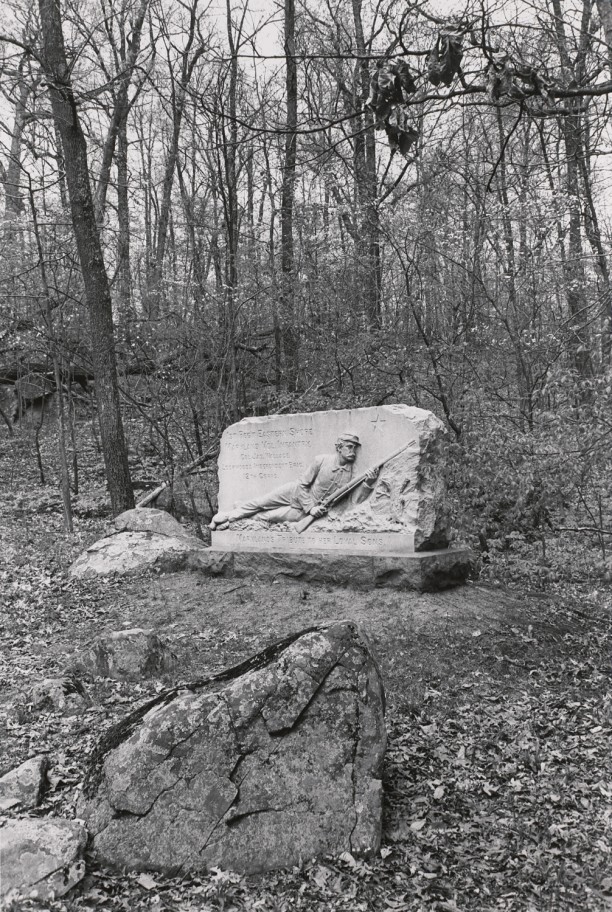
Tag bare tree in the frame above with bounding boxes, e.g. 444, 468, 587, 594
38, 0, 134, 513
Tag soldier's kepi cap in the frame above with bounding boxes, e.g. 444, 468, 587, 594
337, 433, 361, 446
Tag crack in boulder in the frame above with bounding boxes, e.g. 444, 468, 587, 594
80, 621, 385, 874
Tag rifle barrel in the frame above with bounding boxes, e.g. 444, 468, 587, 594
295, 441, 418, 533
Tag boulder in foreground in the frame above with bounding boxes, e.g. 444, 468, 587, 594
0, 818, 86, 900
79, 621, 386, 874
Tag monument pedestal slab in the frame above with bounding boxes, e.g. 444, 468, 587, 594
189, 545, 474, 592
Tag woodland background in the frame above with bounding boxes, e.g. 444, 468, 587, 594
0, 0, 611, 570
1, 3, 612, 910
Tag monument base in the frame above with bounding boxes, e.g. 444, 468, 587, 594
189, 545, 475, 592
212, 529, 415, 554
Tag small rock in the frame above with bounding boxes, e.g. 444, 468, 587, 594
0, 818, 87, 900
81, 628, 177, 680
0, 756, 48, 810
113, 508, 188, 538
30, 676, 90, 713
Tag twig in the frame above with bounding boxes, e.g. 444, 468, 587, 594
135, 445, 219, 509
555, 526, 612, 536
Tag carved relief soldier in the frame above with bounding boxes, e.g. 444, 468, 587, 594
210, 433, 379, 530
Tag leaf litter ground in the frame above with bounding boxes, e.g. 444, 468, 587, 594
0, 445, 611, 911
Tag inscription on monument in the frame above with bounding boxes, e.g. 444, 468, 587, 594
213, 529, 415, 554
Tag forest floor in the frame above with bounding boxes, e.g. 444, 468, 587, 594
0, 429, 611, 912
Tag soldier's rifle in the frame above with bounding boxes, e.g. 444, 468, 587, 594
295, 441, 418, 534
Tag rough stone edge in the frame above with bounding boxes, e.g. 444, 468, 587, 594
188, 546, 475, 591
80, 623, 332, 800
80, 621, 386, 872
0, 818, 88, 900
69, 531, 208, 579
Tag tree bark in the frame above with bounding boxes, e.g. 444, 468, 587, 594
551, 0, 594, 378
3, 62, 30, 223
596, 0, 612, 73
352, 0, 381, 328
145, 0, 205, 318
94, 0, 149, 221
38, 0, 134, 514
280, 0, 299, 388
116, 115, 132, 315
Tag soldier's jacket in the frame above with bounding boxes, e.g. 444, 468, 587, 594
291, 454, 369, 514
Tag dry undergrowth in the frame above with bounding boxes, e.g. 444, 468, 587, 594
0, 432, 610, 912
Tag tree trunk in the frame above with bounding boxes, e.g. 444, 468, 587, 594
38, 0, 134, 514
116, 114, 132, 316
145, 0, 205, 319
280, 0, 299, 388
352, 0, 381, 328
579, 140, 612, 364
3, 64, 30, 223
94, 0, 149, 221
596, 0, 612, 73
551, 0, 594, 378
559, 109, 593, 378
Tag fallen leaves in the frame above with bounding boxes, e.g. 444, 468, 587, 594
0, 474, 611, 911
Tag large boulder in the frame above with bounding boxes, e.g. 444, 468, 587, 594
69, 529, 206, 579
0, 818, 86, 901
0, 756, 48, 811
79, 621, 386, 874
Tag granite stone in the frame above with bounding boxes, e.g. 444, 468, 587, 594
194, 546, 475, 591
212, 405, 450, 553
79, 622, 385, 874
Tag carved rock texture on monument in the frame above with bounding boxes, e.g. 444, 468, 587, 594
216, 405, 450, 552
310, 407, 450, 549
79, 622, 386, 874
0, 818, 87, 900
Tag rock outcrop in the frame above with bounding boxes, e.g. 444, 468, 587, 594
0, 819, 86, 901
79, 622, 386, 874
69, 509, 206, 578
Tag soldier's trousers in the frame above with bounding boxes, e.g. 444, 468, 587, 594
232, 482, 305, 523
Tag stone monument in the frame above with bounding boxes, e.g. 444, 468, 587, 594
194, 405, 472, 589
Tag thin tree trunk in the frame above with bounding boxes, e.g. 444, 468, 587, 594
3, 63, 30, 224
495, 109, 532, 425
352, 0, 381, 328
28, 178, 73, 531
579, 150, 612, 364
280, 0, 299, 388
146, 0, 205, 318
38, 0, 134, 514
94, 0, 149, 221
116, 114, 132, 315
552, 0, 594, 379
